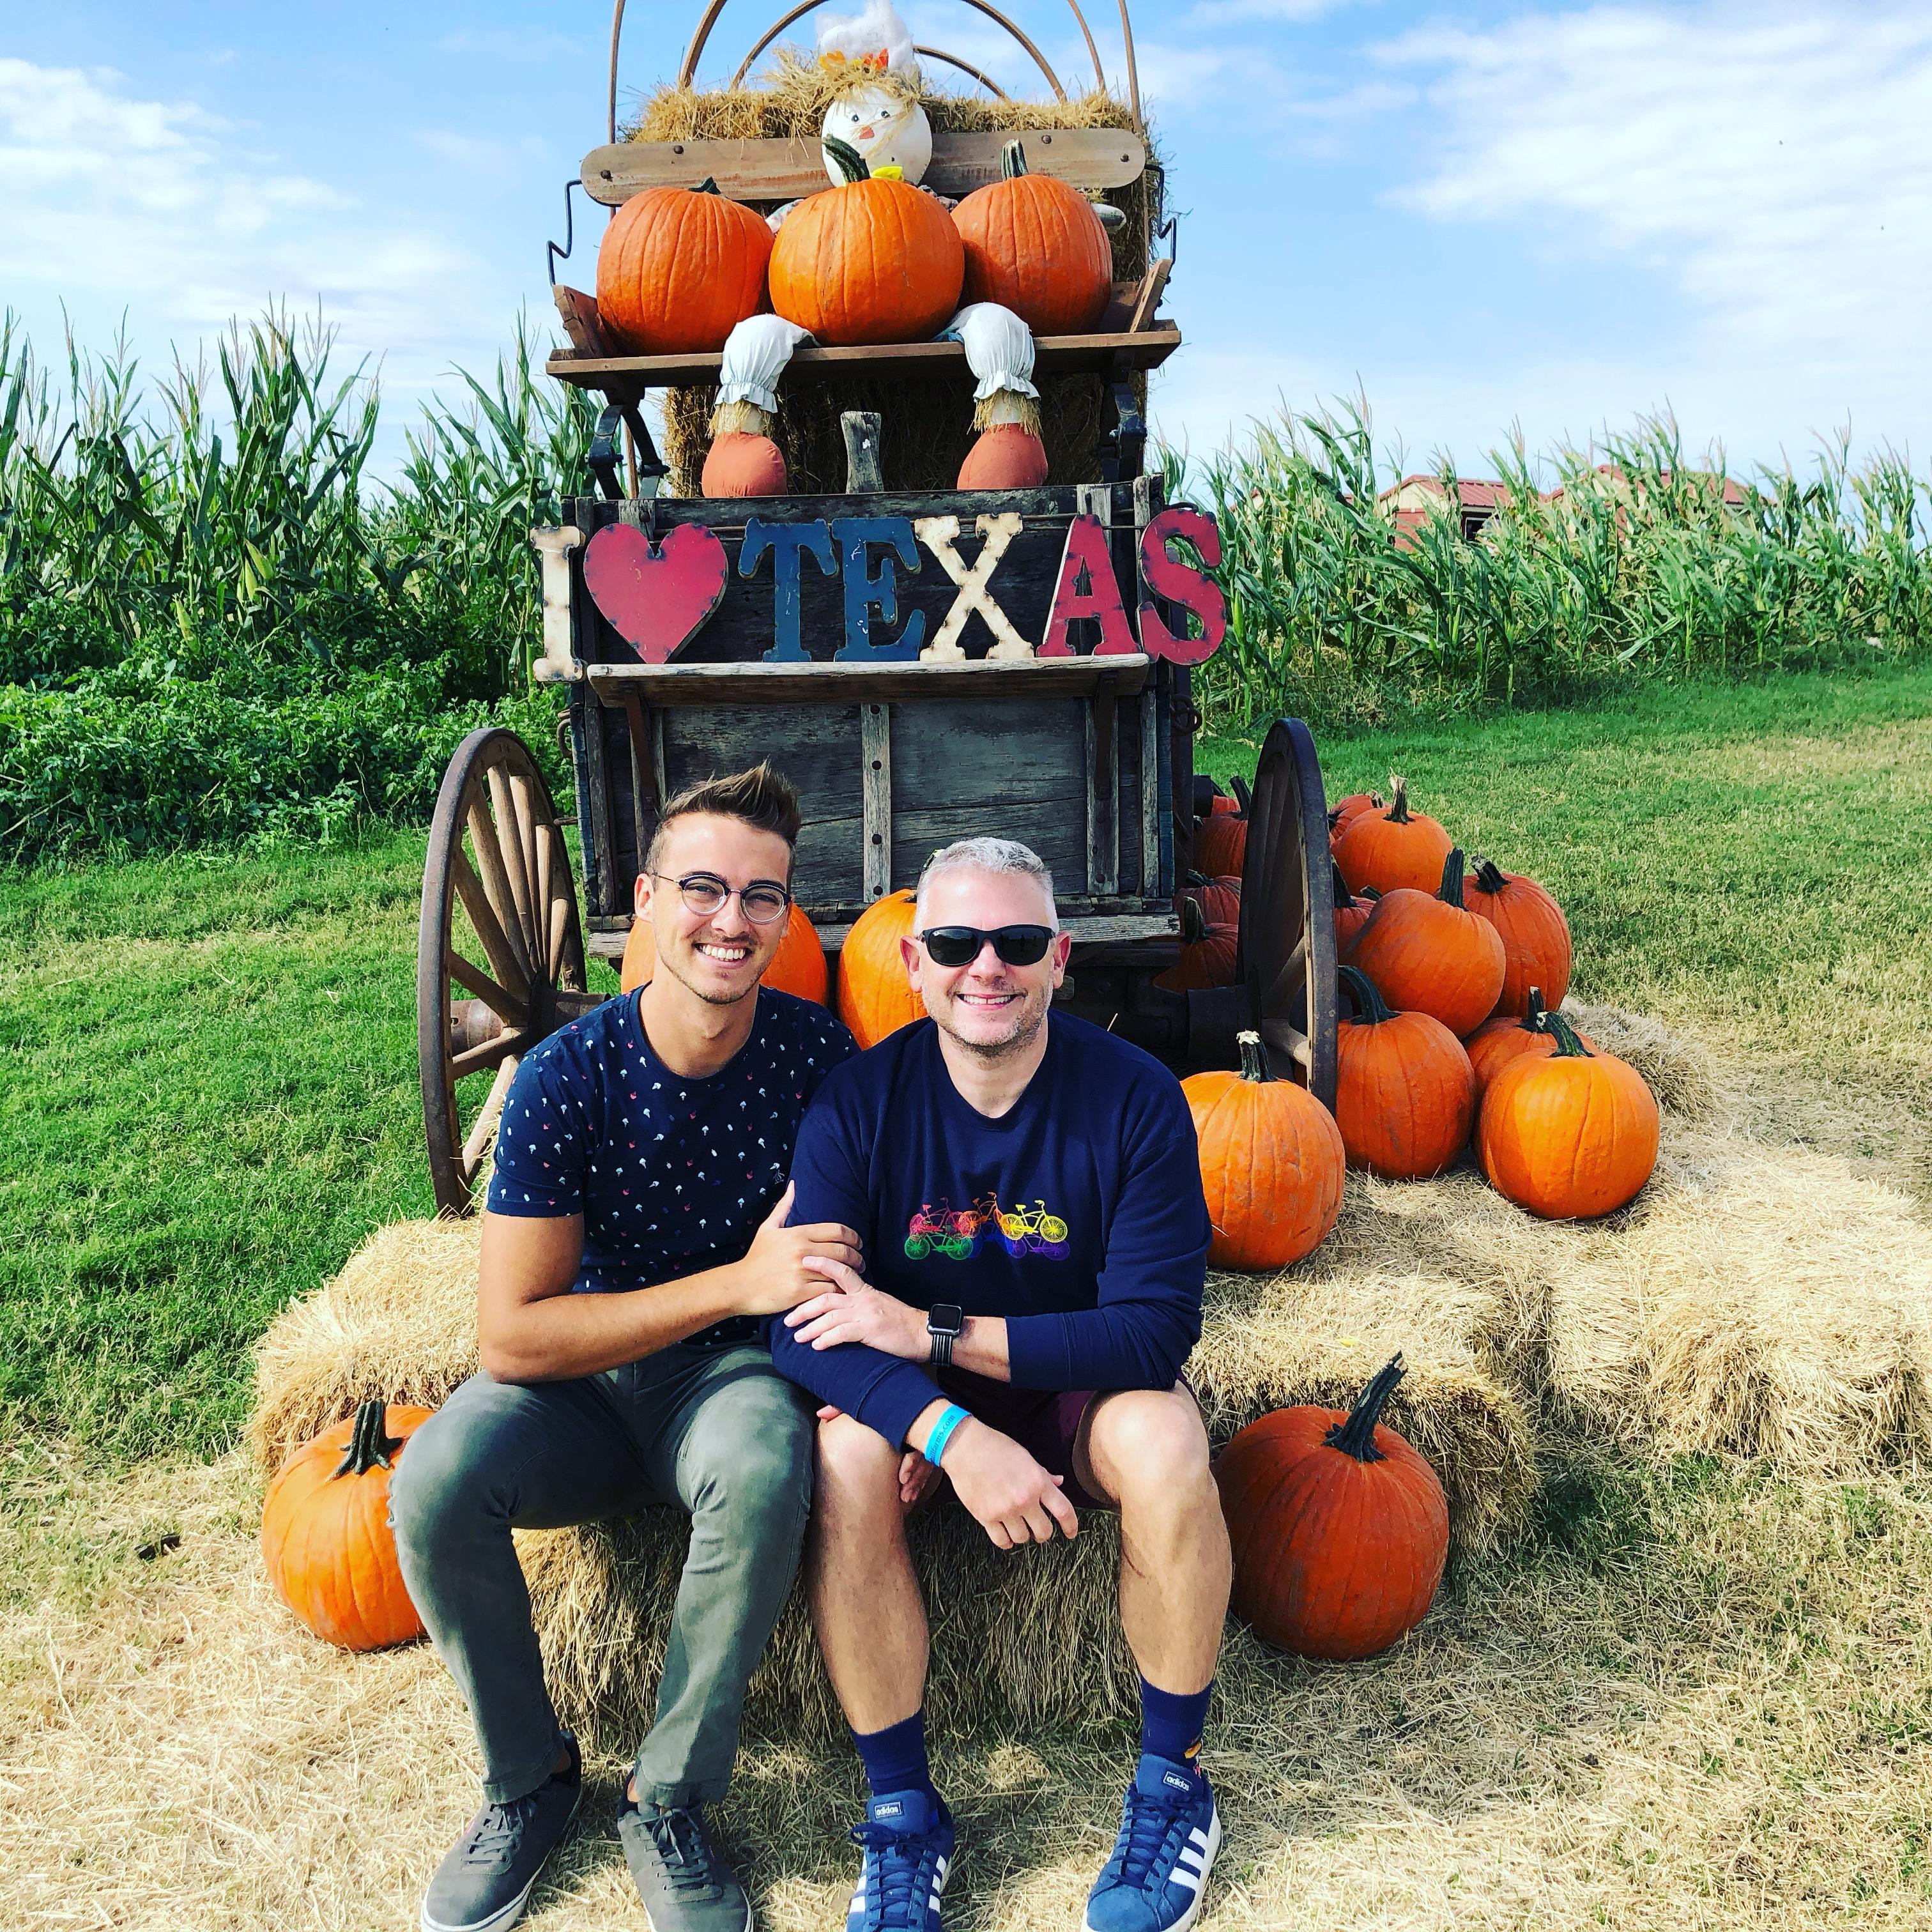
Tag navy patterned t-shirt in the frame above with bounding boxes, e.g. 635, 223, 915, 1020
486, 988, 857, 1294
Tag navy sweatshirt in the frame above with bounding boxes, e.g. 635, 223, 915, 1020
769, 1013, 1210, 1448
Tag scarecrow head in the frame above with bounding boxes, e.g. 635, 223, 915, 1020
815, 0, 932, 186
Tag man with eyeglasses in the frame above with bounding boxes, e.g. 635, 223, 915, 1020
767, 838, 1228, 1932
391, 763, 858, 1932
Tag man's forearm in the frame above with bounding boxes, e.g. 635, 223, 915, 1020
948, 1314, 1009, 1381
480, 1260, 754, 1383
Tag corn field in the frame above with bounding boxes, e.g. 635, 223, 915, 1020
1188, 402, 1932, 732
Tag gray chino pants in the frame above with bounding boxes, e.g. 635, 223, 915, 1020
389, 1341, 812, 1808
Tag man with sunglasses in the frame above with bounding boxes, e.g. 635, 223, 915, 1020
391, 763, 857, 1932
767, 838, 1229, 1932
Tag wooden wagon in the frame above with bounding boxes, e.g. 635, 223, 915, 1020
416, 1, 1338, 1216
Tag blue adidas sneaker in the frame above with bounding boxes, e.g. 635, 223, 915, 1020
844, 1788, 955, 1932
1084, 1754, 1222, 1932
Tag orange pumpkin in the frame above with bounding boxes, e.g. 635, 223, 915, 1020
1182, 870, 1243, 928
1331, 864, 1380, 953
1193, 812, 1248, 879
1156, 896, 1239, 992
621, 900, 828, 1005
1183, 1029, 1345, 1269
596, 180, 772, 355
770, 138, 964, 347
1465, 989, 1597, 1097
1347, 847, 1507, 1038
702, 432, 788, 498
957, 423, 1048, 489
261, 1401, 431, 1652
1464, 855, 1572, 1017
1333, 774, 1454, 895
1478, 1013, 1659, 1219
952, 139, 1113, 335
1335, 965, 1476, 1179
1327, 790, 1383, 852
836, 889, 927, 1046
1215, 1354, 1448, 1660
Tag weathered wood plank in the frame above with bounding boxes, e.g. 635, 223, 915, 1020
861, 704, 892, 901
842, 413, 884, 494
1086, 674, 1119, 896
552, 286, 613, 357
586, 657, 1149, 703
586, 908, 1179, 958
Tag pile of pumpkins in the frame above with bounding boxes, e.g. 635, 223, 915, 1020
1176, 772, 1662, 1280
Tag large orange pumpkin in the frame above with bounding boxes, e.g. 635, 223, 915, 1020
952, 139, 1113, 336
1334, 965, 1476, 1179
836, 889, 927, 1046
1155, 896, 1239, 991
1183, 1029, 1345, 1269
620, 900, 828, 1004
1333, 775, 1454, 896
1193, 811, 1248, 878
596, 181, 772, 355
1182, 870, 1243, 928
1465, 990, 1597, 1098
1346, 848, 1507, 1038
1215, 1354, 1448, 1660
1478, 1013, 1660, 1219
770, 138, 964, 346
1464, 855, 1572, 1018
261, 1401, 431, 1652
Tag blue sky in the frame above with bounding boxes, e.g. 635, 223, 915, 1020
5, 1, 1931, 484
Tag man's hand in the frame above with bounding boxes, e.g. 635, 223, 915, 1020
937, 1417, 1079, 1549
732, 1184, 864, 1317
783, 1264, 928, 1359
818, 1405, 939, 1506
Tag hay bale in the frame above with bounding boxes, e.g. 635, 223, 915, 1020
630, 58, 1156, 494
1565, 998, 1724, 1119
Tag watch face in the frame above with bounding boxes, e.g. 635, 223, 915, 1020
929, 1303, 965, 1335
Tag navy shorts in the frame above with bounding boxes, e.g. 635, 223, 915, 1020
933, 1365, 1111, 1511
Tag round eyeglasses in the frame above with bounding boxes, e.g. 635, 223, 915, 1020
651, 872, 792, 924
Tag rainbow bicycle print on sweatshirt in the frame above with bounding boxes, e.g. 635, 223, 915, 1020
903, 1193, 1071, 1262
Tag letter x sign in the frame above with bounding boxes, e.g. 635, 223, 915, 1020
911, 512, 1030, 659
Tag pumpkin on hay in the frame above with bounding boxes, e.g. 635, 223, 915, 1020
1478, 1011, 1660, 1219
621, 900, 828, 1005
1156, 896, 1239, 992
952, 138, 1113, 336
1333, 774, 1454, 896
1346, 847, 1507, 1038
1331, 864, 1379, 954
1465, 989, 1597, 1098
836, 889, 927, 1046
1334, 965, 1476, 1179
1215, 1353, 1448, 1660
770, 136, 964, 346
1464, 855, 1572, 1018
1183, 1029, 1344, 1270
261, 1400, 431, 1652
597, 181, 772, 355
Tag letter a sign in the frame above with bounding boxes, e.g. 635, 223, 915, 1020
1038, 513, 1138, 657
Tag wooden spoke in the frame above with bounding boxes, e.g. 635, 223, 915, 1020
461, 1053, 521, 1173
466, 788, 532, 981
533, 815, 555, 955
549, 892, 572, 983
452, 1028, 528, 1083
486, 765, 537, 958
447, 949, 528, 1026
452, 848, 530, 1002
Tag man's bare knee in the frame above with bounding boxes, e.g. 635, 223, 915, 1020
815, 1413, 904, 1526
1087, 1387, 1213, 1510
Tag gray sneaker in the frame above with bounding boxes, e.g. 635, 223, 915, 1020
422, 1738, 583, 1932
618, 1798, 753, 1932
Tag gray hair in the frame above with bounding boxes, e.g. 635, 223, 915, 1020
914, 838, 1058, 927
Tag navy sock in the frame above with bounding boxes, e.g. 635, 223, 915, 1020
1139, 1678, 1211, 1772
852, 1711, 937, 1804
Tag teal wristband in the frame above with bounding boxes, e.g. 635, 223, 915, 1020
923, 1404, 970, 1466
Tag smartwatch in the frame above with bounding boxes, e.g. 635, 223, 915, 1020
926, 1303, 965, 1370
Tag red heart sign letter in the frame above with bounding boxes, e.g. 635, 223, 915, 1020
583, 522, 730, 664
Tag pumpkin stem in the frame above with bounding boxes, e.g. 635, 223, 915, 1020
1324, 1353, 1405, 1463
1330, 859, 1350, 901
334, 1399, 402, 1478
1524, 986, 1549, 1032
1384, 774, 1413, 824
823, 134, 871, 184
1438, 847, 1468, 908
1236, 1028, 1272, 1084
1471, 855, 1510, 896
1337, 963, 1394, 1026
1001, 137, 1029, 179
696, 176, 721, 195
1179, 896, 1208, 944
1544, 1011, 1595, 1059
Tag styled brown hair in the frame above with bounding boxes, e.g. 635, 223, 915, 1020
645, 761, 802, 873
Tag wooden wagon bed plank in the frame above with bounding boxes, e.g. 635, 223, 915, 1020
585, 656, 1149, 705
579, 128, 1148, 206
584, 908, 1179, 958
546, 323, 1181, 393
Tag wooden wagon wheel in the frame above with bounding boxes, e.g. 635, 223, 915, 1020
418, 728, 600, 1218
1236, 718, 1337, 1107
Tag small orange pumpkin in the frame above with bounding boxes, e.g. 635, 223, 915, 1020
836, 889, 927, 1046
1464, 855, 1572, 1018
770, 137, 964, 346
1215, 1354, 1448, 1660
1478, 1012, 1659, 1219
596, 180, 772, 355
1183, 1029, 1345, 1269
1335, 965, 1476, 1179
1327, 790, 1384, 853
621, 900, 828, 1005
1333, 774, 1455, 896
952, 139, 1114, 335
261, 1401, 431, 1652
1156, 896, 1239, 992
1193, 811, 1248, 879
1347, 847, 1507, 1038
1182, 870, 1243, 928
1465, 989, 1597, 1097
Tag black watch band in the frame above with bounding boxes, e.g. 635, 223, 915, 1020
927, 1304, 965, 1370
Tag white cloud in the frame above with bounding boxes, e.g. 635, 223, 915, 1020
1375, 3, 1932, 357
415, 129, 546, 181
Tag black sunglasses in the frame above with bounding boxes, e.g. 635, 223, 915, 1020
916, 924, 1057, 969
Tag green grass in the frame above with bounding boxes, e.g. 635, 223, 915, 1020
4, 661, 1930, 1459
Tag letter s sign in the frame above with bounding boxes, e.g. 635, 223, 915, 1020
1137, 506, 1227, 666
